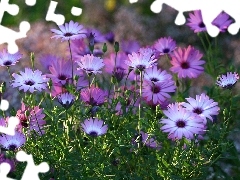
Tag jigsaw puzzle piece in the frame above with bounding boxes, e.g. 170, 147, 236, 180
16, 151, 49, 180
0, 162, 16, 180
0, 21, 30, 54
0, 0, 19, 23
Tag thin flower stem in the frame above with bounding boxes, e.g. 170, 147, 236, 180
68, 40, 74, 85
138, 70, 143, 142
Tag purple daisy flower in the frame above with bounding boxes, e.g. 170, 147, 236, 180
170, 46, 205, 78
154, 37, 177, 55
125, 47, 157, 72
104, 52, 129, 82
57, 92, 75, 109
181, 93, 220, 124
0, 131, 26, 150
76, 54, 105, 75
187, 10, 207, 33
12, 68, 49, 93
80, 86, 107, 106
0, 49, 22, 67
160, 103, 205, 140
46, 59, 73, 85
81, 118, 108, 137
51, 20, 87, 42
144, 66, 173, 83
39, 54, 60, 71
212, 12, 233, 32
142, 78, 176, 105
216, 72, 239, 89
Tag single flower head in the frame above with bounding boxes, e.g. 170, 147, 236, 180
154, 37, 177, 55
212, 11, 233, 32
125, 47, 157, 72
80, 86, 107, 106
0, 49, 22, 67
0, 131, 26, 150
216, 72, 239, 89
187, 10, 207, 33
12, 68, 49, 93
76, 54, 105, 75
181, 93, 220, 124
81, 118, 108, 137
170, 46, 205, 78
57, 92, 75, 109
160, 103, 205, 140
51, 20, 87, 41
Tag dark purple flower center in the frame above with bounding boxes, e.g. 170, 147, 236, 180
181, 62, 190, 69
176, 120, 186, 128
163, 48, 170, 54
8, 144, 17, 150
136, 65, 146, 71
89, 131, 98, 137
25, 80, 35, 86
150, 77, 159, 82
58, 74, 67, 80
198, 22, 205, 28
193, 107, 203, 114
151, 85, 160, 93
3, 61, 12, 66
64, 32, 74, 37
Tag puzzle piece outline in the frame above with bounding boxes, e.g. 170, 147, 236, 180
149, 0, 240, 37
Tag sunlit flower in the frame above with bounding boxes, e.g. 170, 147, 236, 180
216, 72, 239, 89
80, 86, 107, 106
181, 93, 220, 124
81, 118, 108, 137
212, 12, 233, 32
57, 92, 75, 109
154, 37, 176, 55
12, 68, 49, 93
51, 20, 87, 41
0, 131, 26, 150
142, 79, 176, 105
125, 48, 157, 72
187, 10, 207, 33
160, 103, 205, 140
144, 66, 173, 83
0, 49, 22, 67
76, 54, 104, 75
170, 46, 205, 78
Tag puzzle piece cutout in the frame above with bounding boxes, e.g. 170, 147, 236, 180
0, 116, 19, 136
0, 151, 49, 180
129, 0, 138, 3
150, 0, 240, 37
46, 0, 83, 25
25, 0, 37, 6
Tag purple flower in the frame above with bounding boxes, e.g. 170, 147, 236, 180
57, 92, 75, 109
51, 20, 87, 42
160, 103, 205, 140
154, 37, 177, 55
216, 72, 239, 89
46, 59, 73, 85
144, 66, 173, 83
181, 93, 220, 124
187, 10, 207, 33
86, 28, 106, 44
212, 12, 233, 32
0, 49, 22, 67
0, 131, 26, 150
12, 68, 49, 93
39, 54, 60, 71
125, 48, 157, 72
80, 86, 107, 106
142, 80, 176, 105
170, 46, 205, 78
76, 54, 105, 75
81, 118, 108, 137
